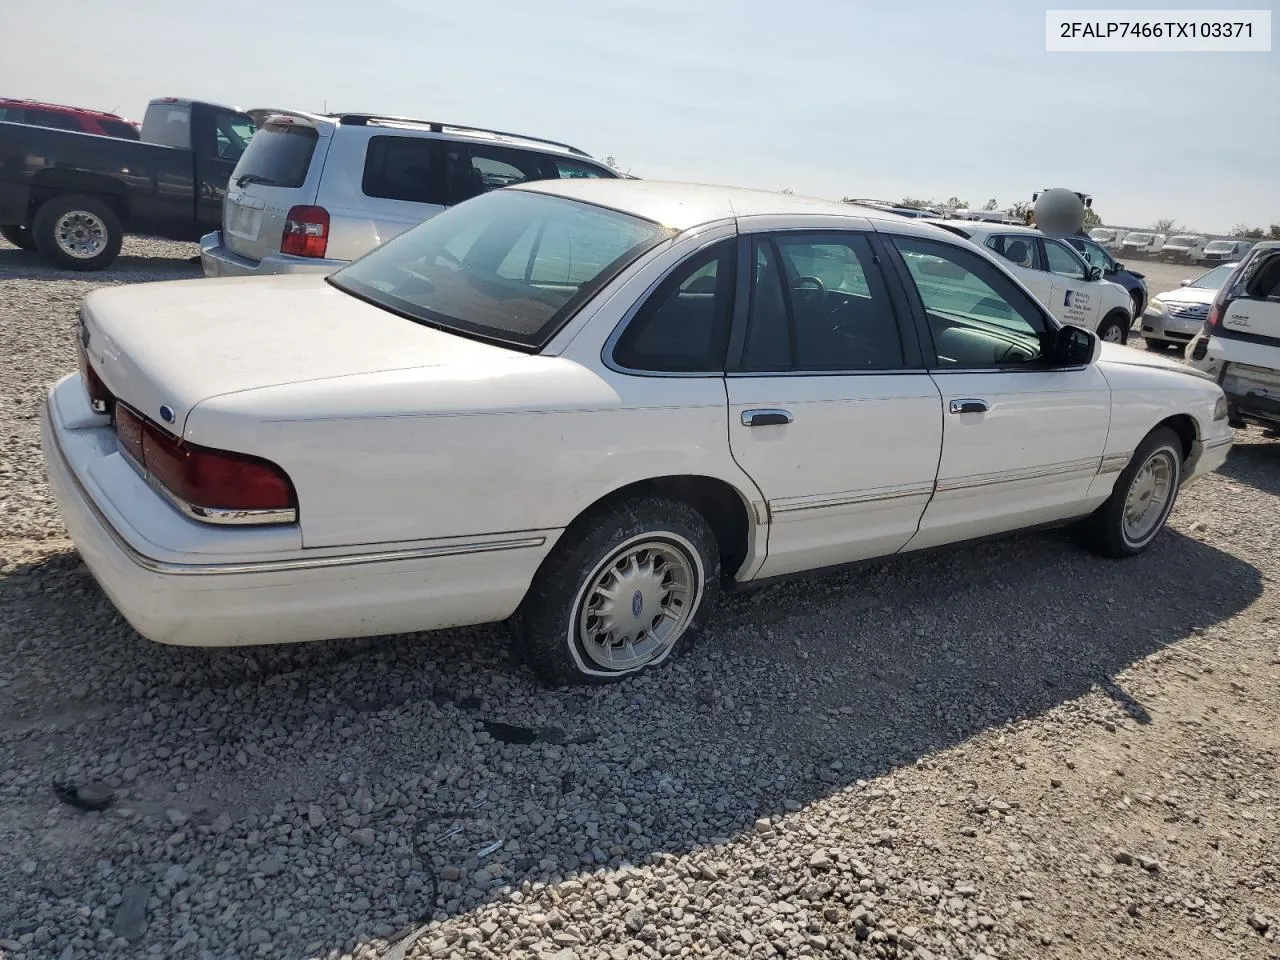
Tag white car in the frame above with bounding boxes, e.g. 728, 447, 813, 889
936, 221, 1134, 343
1187, 241, 1280, 431
1088, 227, 1125, 250
199, 110, 618, 279
1142, 262, 1239, 352
1120, 232, 1167, 257
1159, 235, 1209, 263
1197, 238, 1254, 266
44, 181, 1233, 685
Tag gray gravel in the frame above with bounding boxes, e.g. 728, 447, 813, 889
2, 235, 1278, 960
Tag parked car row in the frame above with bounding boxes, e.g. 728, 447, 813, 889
44, 179, 1234, 684
1088, 226, 1254, 265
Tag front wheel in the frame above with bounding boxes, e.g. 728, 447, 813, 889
1097, 310, 1129, 345
32, 194, 124, 271
1080, 427, 1183, 558
516, 496, 720, 686
0, 224, 37, 250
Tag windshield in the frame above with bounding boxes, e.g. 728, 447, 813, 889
1166, 235, 1203, 247
1124, 233, 1153, 243
1205, 241, 1237, 253
1088, 229, 1115, 241
1188, 264, 1235, 289
329, 189, 675, 350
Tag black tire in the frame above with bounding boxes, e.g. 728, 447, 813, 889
1097, 310, 1129, 346
1080, 427, 1183, 558
0, 224, 36, 251
1129, 290, 1143, 321
32, 194, 123, 271
515, 495, 720, 686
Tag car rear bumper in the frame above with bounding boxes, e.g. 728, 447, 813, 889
41, 374, 556, 647
199, 231, 348, 279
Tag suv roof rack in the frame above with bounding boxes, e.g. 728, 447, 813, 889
333, 114, 592, 157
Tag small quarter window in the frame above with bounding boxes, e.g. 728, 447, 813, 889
613, 241, 736, 373
554, 158, 615, 179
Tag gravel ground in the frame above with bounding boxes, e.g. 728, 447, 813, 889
1, 237, 1278, 960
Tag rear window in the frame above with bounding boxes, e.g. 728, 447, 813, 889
1205, 241, 1238, 253
26, 109, 83, 132
234, 122, 319, 189
100, 119, 140, 140
1125, 233, 1152, 243
329, 189, 674, 350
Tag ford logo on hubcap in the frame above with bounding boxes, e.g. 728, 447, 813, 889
631, 591, 643, 619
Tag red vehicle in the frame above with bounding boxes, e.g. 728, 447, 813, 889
0, 99, 140, 140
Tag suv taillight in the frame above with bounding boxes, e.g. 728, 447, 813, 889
281, 205, 329, 258
115, 405, 297, 523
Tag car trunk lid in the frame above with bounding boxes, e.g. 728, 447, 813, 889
78, 274, 519, 435
222, 112, 332, 264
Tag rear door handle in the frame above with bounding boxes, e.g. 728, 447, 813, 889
949, 399, 989, 415
742, 408, 794, 427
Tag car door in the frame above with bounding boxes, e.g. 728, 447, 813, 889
984, 233, 1054, 305
330, 133, 450, 258
1042, 237, 1102, 330
724, 229, 942, 577
884, 233, 1110, 551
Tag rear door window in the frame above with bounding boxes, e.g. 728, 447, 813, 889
26, 109, 82, 132
451, 145, 550, 204
232, 121, 318, 189
362, 135, 447, 204
0, 107, 25, 122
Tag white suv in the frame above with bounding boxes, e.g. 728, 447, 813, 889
1187, 241, 1280, 431
933, 221, 1134, 343
199, 111, 618, 278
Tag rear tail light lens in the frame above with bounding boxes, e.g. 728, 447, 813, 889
281, 205, 329, 258
115, 405, 296, 524
76, 341, 112, 413
1206, 303, 1221, 329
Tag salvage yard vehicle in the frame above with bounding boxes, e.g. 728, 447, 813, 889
0, 97, 254, 270
199, 110, 618, 279
935, 220, 1134, 343
1197, 238, 1253, 266
1060, 233, 1149, 321
1120, 232, 1166, 258
1142, 262, 1239, 352
1187, 242, 1280, 431
1088, 227, 1124, 250
1159, 234, 1208, 263
0, 99, 139, 140
43, 181, 1233, 685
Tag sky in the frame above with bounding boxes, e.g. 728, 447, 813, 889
5, 0, 1277, 234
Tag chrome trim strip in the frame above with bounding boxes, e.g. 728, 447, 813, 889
935, 457, 1100, 493
1203, 435, 1233, 450
48, 408, 548, 578
1097, 453, 1131, 475
772, 482, 935, 514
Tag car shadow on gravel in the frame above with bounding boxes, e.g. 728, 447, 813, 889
1214, 434, 1280, 496
0, 248, 201, 282
0, 524, 1263, 957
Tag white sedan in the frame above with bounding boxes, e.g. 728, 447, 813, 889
43, 181, 1234, 685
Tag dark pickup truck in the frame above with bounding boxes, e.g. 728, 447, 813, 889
0, 98, 255, 270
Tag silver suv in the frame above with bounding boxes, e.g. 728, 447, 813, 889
200, 111, 618, 278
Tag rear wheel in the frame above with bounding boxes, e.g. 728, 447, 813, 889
1080, 427, 1183, 558
515, 496, 720, 686
0, 224, 36, 250
1097, 310, 1129, 345
32, 194, 123, 271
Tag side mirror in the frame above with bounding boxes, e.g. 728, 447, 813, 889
1087, 266, 1103, 281
1051, 324, 1100, 366
1113, 261, 1125, 272
1179, 278, 1192, 286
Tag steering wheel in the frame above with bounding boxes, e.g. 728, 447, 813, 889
791, 275, 826, 307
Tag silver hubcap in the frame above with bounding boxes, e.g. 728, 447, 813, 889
1123, 449, 1175, 544
1102, 323, 1124, 343
54, 211, 108, 259
577, 538, 698, 672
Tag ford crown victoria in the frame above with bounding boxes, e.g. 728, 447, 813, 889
43, 182, 1234, 685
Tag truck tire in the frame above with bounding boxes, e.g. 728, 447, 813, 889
32, 194, 123, 271
0, 224, 37, 251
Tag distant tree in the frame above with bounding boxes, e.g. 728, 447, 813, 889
604, 156, 619, 170
1082, 208, 1103, 228
1269, 223, 1280, 240
899, 197, 931, 210
982, 198, 999, 211
1153, 218, 1178, 234
779, 188, 794, 194
1231, 223, 1266, 239
945, 196, 968, 211
1009, 201, 1031, 221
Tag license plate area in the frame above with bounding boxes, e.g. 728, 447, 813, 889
226, 201, 264, 241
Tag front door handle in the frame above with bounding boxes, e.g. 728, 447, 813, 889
949, 399, 989, 415
742, 408, 794, 427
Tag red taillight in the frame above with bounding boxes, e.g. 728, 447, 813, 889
76, 341, 112, 413
281, 205, 329, 258
115, 405, 296, 520
1207, 301, 1222, 329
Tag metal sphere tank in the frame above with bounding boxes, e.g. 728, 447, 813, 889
1033, 188, 1086, 234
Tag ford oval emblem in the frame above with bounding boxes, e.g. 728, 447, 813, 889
631, 590, 644, 619
159, 404, 176, 424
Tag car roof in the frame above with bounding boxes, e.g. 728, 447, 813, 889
932, 219, 1039, 237
513, 178, 951, 232
0, 98, 130, 121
